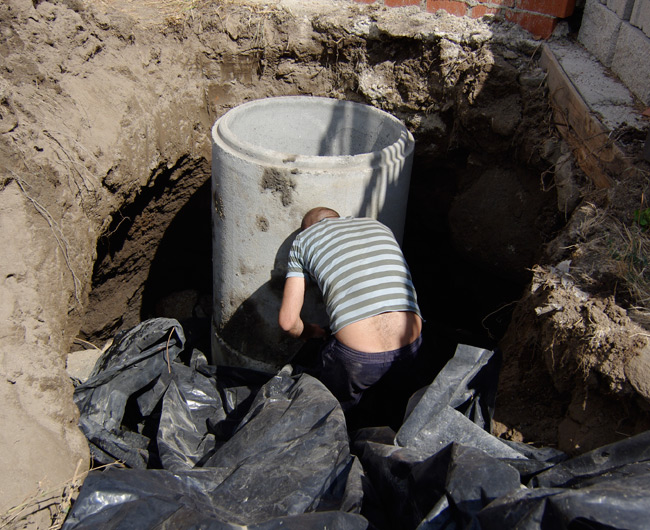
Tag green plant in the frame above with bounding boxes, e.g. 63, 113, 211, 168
633, 207, 650, 231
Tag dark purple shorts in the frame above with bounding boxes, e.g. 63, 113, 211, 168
315, 334, 423, 411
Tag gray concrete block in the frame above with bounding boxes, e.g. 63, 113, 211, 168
631, 0, 650, 36
547, 40, 642, 129
612, 22, 650, 105
607, 0, 635, 19
578, 0, 623, 66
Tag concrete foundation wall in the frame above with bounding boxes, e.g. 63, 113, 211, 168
631, 0, 650, 37
578, 0, 622, 66
607, 0, 635, 19
579, 0, 650, 105
611, 21, 650, 104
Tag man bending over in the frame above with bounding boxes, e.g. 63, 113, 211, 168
279, 206, 423, 412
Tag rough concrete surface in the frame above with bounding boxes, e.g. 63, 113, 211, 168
578, 0, 622, 66
612, 22, 650, 105
547, 40, 642, 129
607, 0, 635, 19
631, 0, 650, 36
212, 96, 414, 369
0, 0, 649, 527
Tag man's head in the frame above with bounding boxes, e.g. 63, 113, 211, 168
301, 207, 340, 231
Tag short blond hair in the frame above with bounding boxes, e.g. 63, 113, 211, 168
301, 207, 340, 230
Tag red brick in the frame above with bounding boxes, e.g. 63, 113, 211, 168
475, 0, 515, 8
385, 0, 421, 6
470, 5, 500, 17
426, 0, 469, 16
505, 9, 557, 38
517, 0, 575, 17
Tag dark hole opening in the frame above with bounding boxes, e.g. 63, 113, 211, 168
141, 178, 214, 354
87, 149, 529, 432
402, 158, 526, 360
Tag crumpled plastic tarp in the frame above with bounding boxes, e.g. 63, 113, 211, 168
66, 318, 364, 529
66, 318, 650, 530
353, 344, 650, 530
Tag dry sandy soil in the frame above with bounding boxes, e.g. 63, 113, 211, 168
1, 0, 649, 527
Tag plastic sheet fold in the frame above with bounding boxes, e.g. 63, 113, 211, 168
66, 318, 364, 529
353, 344, 650, 530
67, 320, 650, 530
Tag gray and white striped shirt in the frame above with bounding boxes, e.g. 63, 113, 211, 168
286, 217, 422, 334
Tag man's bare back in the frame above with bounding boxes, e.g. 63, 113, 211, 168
335, 311, 422, 353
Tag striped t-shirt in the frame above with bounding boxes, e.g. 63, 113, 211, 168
286, 217, 422, 334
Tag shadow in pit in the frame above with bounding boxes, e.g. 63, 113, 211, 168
142, 61, 556, 430
140, 178, 213, 355
316, 98, 413, 242
215, 229, 330, 370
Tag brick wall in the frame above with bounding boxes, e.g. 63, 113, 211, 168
352, 0, 577, 38
578, 0, 650, 105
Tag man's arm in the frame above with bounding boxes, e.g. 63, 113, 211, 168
279, 276, 325, 340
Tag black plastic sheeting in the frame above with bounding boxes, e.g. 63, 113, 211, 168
65, 318, 650, 529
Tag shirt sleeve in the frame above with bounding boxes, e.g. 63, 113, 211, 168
285, 238, 307, 278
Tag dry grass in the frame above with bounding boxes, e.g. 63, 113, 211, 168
96, 0, 204, 26
565, 202, 650, 315
574, 202, 609, 244
610, 221, 650, 308
0, 461, 123, 530
93, 0, 280, 32
0, 460, 84, 530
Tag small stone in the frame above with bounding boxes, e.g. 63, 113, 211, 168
66, 347, 105, 383
519, 69, 547, 87
540, 138, 561, 162
625, 344, 650, 403
554, 152, 581, 215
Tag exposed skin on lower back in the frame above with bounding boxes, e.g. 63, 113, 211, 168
334, 311, 422, 353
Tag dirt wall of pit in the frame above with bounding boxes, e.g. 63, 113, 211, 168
1, 0, 649, 525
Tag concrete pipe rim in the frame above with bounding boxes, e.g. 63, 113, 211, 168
212, 96, 414, 170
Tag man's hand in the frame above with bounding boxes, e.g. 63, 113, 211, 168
300, 323, 326, 340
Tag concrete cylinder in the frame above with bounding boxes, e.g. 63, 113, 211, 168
211, 96, 414, 371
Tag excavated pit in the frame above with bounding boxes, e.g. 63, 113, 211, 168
77, 8, 561, 413
75, 12, 561, 411
83, 155, 530, 363
74, 4, 563, 364
3, 0, 650, 521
